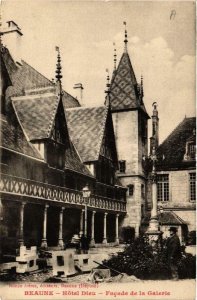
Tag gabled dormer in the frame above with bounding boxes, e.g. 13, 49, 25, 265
11, 48, 72, 170
45, 98, 70, 169
184, 129, 196, 161
96, 108, 118, 185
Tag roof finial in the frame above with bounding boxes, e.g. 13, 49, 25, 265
105, 68, 111, 107
113, 42, 117, 71
123, 21, 128, 53
152, 101, 158, 117
0, 5, 2, 46
140, 75, 144, 100
55, 46, 62, 83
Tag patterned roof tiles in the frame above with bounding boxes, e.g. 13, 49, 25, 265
66, 106, 108, 162
109, 52, 149, 118
2, 46, 79, 108
12, 93, 59, 141
110, 52, 138, 111
0, 114, 42, 160
11, 94, 92, 177
64, 142, 93, 177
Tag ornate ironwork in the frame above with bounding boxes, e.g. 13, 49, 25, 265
0, 173, 126, 213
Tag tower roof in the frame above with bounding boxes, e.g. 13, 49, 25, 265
110, 52, 138, 111
109, 24, 149, 116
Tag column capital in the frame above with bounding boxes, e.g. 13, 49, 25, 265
92, 210, 96, 215
45, 204, 49, 209
116, 213, 119, 217
61, 207, 65, 211
104, 212, 108, 216
21, 202, 26, 207
82, 209, 85, 213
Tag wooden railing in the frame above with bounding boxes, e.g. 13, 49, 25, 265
0, 173, 126, 213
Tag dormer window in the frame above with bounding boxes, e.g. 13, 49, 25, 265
188, 143, 196, 159
184, 141, 196, 161
119, 160, 126, 173
184, 129, 196, 161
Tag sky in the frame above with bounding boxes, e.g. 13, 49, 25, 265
1, 0, 196, 143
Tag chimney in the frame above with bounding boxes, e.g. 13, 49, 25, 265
73, 83, 84, 105
1, 21, 23, 65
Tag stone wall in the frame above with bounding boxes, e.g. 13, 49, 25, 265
112, 110, 148, 236
147, 169, 196, 232
112, 111, 138, 174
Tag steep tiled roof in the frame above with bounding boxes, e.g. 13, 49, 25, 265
110, 53, 137, 111
0, 114, 42, 160
110, 52, 148, 116
1, 46, 93, 177
1, 46, 79, 108
12, 93, 59, 141
65, 143, 93, 177
66, 106, 108, 162
11, 95, 92, 177
142, 211, 187, 225
157, 117, 196, 170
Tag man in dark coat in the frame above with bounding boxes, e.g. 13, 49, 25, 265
166, 227, 182, 280
80, 234, 89, 254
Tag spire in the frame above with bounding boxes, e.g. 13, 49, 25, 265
140, 75, 144, 99
0, 7, 2, 45
123, 21, 128, 53
113, 42, 117, 71
55, 46, 63, 95
105, 68, 111, 107
55, 46, 62, 82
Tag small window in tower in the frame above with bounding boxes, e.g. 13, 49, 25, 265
127, 184, 134, 196
119, 160, 126, 173
141, 184, 145, 198
142, 120, 147, 139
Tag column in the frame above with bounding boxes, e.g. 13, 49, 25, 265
19, 202, 26, 246
79, 209, 84, 237
84, 203, 88, 237
148, 172, 159, 232
115, 214, 119, 245
90, 211, 96, 247
0, 198, 3, 261
41, 204, 49, 249
102, 212, 108, 244
58, 207, 65, 249
148, 146, 159, 232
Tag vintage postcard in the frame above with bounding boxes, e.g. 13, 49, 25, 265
0, 0, 196, 300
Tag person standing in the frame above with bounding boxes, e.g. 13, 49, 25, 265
80, 234, 89, 254
166, 227, 182, 280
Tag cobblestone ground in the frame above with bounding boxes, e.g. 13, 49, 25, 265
0, 269, 91, 282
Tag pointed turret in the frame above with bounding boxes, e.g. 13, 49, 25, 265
109, 23, 150, 238
55, 46, 63, 96
113, 42, 117, 71
140, 75, 144, 102
123, 21, 128, 53
109, 23, 148, 115
105, 69, 111, 107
